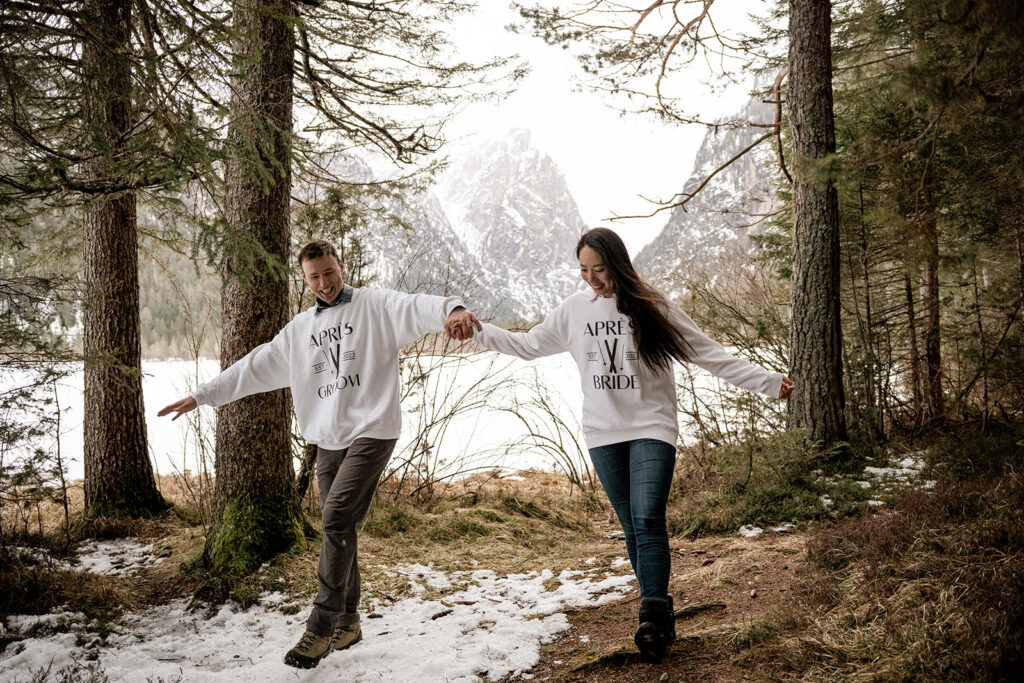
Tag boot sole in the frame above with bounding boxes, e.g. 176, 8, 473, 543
284, 649, 329, 669
634, 622, 668, 662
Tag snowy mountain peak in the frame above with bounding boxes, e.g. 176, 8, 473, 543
436, 129, 587, 319
635, 95, 780, 288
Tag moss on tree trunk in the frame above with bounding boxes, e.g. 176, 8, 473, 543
203, 495, 305, 576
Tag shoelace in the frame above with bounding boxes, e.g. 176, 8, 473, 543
297, 631, 318, 650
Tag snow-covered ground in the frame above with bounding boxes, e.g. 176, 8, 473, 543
11, 539, 164, 576
814, 449, 936, 509
1, 355, 587, 483
0, 549, 634, 682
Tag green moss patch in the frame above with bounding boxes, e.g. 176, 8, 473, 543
202, 495, 305, 577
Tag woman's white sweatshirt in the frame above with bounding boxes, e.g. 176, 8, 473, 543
474, 291, 785, 449
191, 286, 464, 450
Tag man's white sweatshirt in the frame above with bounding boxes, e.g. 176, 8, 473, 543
474, 291, 785, 449
192, 286, 464, 450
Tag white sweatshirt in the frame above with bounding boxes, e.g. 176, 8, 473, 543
475, 291, 784, 449
192, 286, 465, 450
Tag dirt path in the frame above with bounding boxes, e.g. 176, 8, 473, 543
516, 523, 808, 682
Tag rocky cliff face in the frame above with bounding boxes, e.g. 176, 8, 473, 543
436, 129, 586, 319
331, 105, 779, 320
325, 130, 588, 320
635, 96, 780, 289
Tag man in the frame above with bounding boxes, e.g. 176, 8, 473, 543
159, 240, 481, 669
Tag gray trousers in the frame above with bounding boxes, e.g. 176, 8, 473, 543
306, 437, 397, 637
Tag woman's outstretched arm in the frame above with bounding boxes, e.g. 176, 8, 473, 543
668, 302, 788, 398
473, 301, 571, 361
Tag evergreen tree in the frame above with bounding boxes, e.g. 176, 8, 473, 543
829, 0, 1024, 432
1, 1, 227, 518
204, 0, 303, 576
79, 0, 166, 517
786, 0, 847, 447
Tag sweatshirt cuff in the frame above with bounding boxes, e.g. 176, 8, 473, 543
764, 372, 786, 398
443, 297, 467, 317
191, 385, 211, 407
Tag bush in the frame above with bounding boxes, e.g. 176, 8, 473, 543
795, 432, 1024, 681
669, 430, 869, 536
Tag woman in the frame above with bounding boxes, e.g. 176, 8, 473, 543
459, 228, 794, 661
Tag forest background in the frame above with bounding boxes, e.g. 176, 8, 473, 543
1, 0, 1022, 680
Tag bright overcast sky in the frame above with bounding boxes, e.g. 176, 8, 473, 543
445, 1, 773, 256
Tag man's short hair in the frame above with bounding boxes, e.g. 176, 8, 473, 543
298, 240, 339, 266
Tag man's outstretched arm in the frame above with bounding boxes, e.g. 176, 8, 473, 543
157, 325, 292, 420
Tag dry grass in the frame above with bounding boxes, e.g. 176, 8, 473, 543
6, 429, 1023, 681
666, 430, 870, 538
766, 470, 1024, 681
1, 473, 211, 545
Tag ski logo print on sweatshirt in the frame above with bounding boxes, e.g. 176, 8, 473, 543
583, 318, 639, 390
308, 320, 361, 398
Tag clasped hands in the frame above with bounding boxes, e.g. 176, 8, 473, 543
444, 307, 482, 341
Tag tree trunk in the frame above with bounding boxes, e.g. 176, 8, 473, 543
919, 189, 945, 425
971, 261, 988, 428
786, 0, 847, 448
903, 267, 923, 429
204, 0, 303, 576
859, 210, 884, 439
81, 0, 165, 518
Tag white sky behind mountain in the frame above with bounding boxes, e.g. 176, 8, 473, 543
446, 0, 773, 256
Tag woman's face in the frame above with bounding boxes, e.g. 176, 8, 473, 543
579, 245, 615, 297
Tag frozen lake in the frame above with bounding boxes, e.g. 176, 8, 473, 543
2, 353, 586, 483
1, 349, 777, 484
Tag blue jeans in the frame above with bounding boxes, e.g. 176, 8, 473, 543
589, 438, 676, 599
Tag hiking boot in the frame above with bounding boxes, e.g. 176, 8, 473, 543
284, 629, 333, 669
330, 621, 362, 651
634, 595, 675, 662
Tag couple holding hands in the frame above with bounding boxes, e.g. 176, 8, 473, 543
159, 228, 794, 669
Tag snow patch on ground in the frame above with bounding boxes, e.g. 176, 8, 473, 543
814, 449, 937, 506
73, 539, 165, 576
863, 452, 936, 492
0, 561, 635, 682
12, 539, 165, 577
738, 525, 764, 538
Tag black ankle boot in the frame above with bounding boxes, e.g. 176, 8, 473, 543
634, 595, 675, 662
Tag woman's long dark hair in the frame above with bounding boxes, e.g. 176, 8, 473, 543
576, 228, 692, 374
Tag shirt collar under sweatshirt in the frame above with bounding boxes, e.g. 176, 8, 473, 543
315, 285, 353, 314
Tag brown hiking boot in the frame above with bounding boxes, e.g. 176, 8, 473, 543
330, 622, 362, 651
284, 629, 333, 669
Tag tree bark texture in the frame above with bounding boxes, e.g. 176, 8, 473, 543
903, 268, 923, 428
206, 0, 303, 576
81, 0, 166, 518
919, 189, 945, 424
786, 0, 848, 446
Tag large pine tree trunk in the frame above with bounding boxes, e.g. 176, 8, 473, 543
204, 0, 303, 576
81, 0, 165, 518
786, 0, 848, 447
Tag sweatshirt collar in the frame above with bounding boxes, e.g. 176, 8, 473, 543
315, 285, 353, 315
